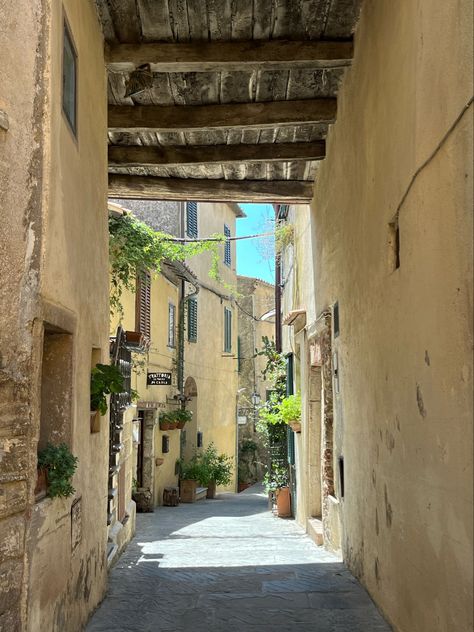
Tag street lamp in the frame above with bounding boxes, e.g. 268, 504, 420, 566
251, 392, 261, 407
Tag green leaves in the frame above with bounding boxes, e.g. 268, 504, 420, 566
178, 443, 233, 486
90, 363, 124, 415
109, 213, 226, 316
37, 443, 78, 499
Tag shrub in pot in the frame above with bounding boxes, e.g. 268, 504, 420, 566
90, 363, 124, 417
280, 392, 302, 432
37, 443, 78, 499
263, 464, 291, 517
174, 408, 192, 430
177, 458, 204, 503
159, 412, 172, 430
197, 443, 233, 499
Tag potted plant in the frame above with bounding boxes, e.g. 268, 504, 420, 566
90, 363, 124, 424
175, 408, 192, 430
37, 443, 78, 500
264, 465, 291, 518
159, 412, 171, 431
178, 458, 204, 503
280, 392, 302, 433
197, 443, 233, 499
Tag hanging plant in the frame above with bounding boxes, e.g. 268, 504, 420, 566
109, 213, 226, 316
90, 363, 124, 415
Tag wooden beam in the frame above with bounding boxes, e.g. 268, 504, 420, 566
105, 39, 353, 72
108, 100, 336, 133
108, 175, 314, 203
108, 141, 326, 167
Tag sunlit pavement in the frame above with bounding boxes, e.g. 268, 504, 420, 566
87, 485, 391, 631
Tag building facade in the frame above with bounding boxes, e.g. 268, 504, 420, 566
0, 1, 109, 630
280, 1, 473, 631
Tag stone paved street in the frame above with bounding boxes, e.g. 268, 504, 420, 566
87, 486, 391, 632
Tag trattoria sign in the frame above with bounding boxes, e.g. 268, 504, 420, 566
147, 372, 172, 386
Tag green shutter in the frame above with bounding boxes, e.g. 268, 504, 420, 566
286, 353, 294, 396
187, 298, 197, 342
186, 202, 198, 238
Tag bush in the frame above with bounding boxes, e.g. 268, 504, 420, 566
37, 443, 78, 499
279, 393, 302, 425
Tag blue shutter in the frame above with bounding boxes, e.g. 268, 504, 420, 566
186, 202, 198, 238
224, 224, 231, 266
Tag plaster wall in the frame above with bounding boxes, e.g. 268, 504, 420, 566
183, 202, 241, 491
306, 1, 473, 630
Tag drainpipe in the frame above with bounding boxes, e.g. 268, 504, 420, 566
274, 205, 282, 353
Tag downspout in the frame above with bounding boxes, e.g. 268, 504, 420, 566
177, 280, 199, 403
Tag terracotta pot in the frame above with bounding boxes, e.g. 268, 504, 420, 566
160, 421, 170, 431
176, 421, 186, 430
168, 421, 178, 430
276, 486, 291, 517
238, 482, 252, 493
289, 420, 301, 433
206, 481, 216, 499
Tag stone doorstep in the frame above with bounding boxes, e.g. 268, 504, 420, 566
195, 487, 208, 501
307, 517, 324, 547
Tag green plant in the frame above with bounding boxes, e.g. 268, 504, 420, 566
172, 409, 193, 424
37, 443, 78, 499
240, 439, 258, 453
198, 444, 233, 487
263, 464, 289, 493
275, 221, 294, 254
109, 213, 226, 316
177, 457, 205, 481
90, 363, 124, 415
279, 393, 302, 425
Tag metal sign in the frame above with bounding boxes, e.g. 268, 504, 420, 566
147, 372, 172, 386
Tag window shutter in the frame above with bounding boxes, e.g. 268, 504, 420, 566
224, 307, 232, 352
168, 303, 176, 347
187, 298, 198, 342
286, 353, 294, 396
135, 270, 151, 339
224, 224, 231, 266
186, 202, 198, 238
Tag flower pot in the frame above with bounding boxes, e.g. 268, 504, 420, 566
160, 422, 170, 431
238, 482, 252, 493
176, 420, 186, 430
276, 486, 291, 518
289, 420, 301, 433
180, 479, 198, 503
168, 421, 178, 430
206, 481, 216, 499
90, 410, 100, 433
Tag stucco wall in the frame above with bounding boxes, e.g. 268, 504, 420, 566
307, 1, 473, 630
23, 1, 109, 630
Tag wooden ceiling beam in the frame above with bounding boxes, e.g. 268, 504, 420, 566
105, 39, 353, 72
108, 99, 336, 133
108, 175, 314, 203
108, 141, 326, 167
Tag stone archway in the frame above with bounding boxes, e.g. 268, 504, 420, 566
183, 377, 198, 461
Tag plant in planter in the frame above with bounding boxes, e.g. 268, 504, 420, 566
263, 464, 291, 518
177, 457, 205, 503
280, 392, 302, 432
174, 408, 192, 430
197, 443, 233, 499
37, 443, 78, 499
159, 412, 172, 430
90, 363, 124, 416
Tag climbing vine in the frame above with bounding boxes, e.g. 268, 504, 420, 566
109, 213, 226, 315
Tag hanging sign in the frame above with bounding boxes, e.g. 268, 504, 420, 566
147, 372, 172, 386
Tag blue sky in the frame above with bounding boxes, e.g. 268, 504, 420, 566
236, 204, 275, 283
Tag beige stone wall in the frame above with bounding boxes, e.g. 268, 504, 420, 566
183, 203, 242, 491
300, 1, 473, 630
1, 0, 109, 630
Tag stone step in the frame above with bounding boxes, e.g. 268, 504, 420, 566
195, 487, 208, 501
307, 517, 324, 546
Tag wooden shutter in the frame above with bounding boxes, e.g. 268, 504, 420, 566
187, 298, 198, 342
186, 202, 198, 238
135, 270, 151, 339
224, 224, 231, 266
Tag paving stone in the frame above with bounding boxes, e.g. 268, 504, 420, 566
86, 485, 391, 631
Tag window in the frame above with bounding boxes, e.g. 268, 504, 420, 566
333, 302, 340, 338
62, 19, 77, 135
224, 224, 231, 266
286, 353, 294, 396
187, 297, 198, 342
135, 270, 151, 339
168, 303, 176, 347
186, 202, 198, 238
224, 307, 232, 352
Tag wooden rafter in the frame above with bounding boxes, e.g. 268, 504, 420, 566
108, 141, 326, 167
108, 175, 314, 203
108, 100, 336, 132
105, 39, 353, 72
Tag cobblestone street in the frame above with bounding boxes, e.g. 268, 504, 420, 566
87, 486, 390, 632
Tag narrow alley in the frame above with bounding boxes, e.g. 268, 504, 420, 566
87, 487, 390, 632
